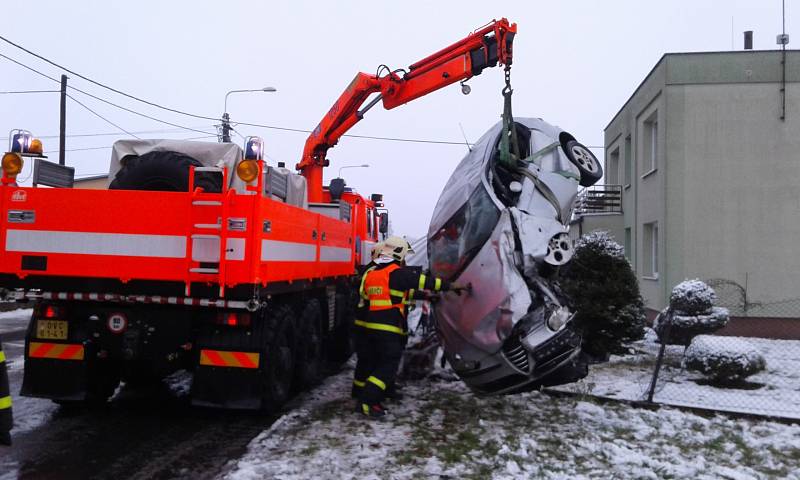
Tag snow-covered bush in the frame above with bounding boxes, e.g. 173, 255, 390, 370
560, 231, 645, 359
655, 280, 729, 346
669, 279, 716, 313
683, 335, 766, 385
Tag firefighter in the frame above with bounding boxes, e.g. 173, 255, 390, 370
356, 236, 467, 418
0, 340, 11, 446
351, 241, 383, 399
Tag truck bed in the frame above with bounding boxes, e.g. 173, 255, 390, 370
0, 184, 356, 300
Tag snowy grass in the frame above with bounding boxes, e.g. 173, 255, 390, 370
225, 362, 800, 480
555, 331, 800, 420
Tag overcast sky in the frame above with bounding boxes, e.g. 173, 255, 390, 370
0, 0, 792, 238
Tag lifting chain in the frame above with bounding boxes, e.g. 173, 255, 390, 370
498, 65, 521, 170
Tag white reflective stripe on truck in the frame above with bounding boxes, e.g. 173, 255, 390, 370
261, 239, 317, 262
320, 246, 351, 262
5, 229, 186, 258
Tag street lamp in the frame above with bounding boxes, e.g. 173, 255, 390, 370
338, 164, 369, 178
221, 87, 277, 143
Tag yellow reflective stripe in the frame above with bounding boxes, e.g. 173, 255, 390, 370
367, 376, 386, 391
354, 320, 406, 335
0, 350, 5, 363
353, 379, 366, 387
389, 289, 405, 298
418, 274, 427, 290
362, 403, 369, 415
370, 299, 393, 307
435, 278, 442, 291
0, 395, 11, 409
405, 289, 415, 305
359, 266, 376, 300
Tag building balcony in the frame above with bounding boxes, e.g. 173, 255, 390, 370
574, 184, 623, 216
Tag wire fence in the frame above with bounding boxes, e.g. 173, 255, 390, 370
553, 279, 800, 420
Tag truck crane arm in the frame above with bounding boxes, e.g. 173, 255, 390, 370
297, 18, 517, 202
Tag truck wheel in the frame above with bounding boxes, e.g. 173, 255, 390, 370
327, 292, 355, 364
261, 304, 295, 411
109, 150, 222, 193
294, 299, 323, 389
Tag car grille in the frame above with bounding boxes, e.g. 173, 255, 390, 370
532, 328, 581, 373
502, 334, 532, 373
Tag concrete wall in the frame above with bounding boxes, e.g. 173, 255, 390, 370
605, 50, 800, 311
605, 60, 667, 309
670, 81, 800, 303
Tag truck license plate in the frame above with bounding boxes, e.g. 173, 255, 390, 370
36, 320, 68, 340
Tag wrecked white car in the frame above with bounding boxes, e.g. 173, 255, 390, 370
428, 118, 602, 394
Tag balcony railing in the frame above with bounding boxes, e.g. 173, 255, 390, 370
574, 184, 623, 215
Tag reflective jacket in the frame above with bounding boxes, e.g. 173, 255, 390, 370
356, 262, 449, 335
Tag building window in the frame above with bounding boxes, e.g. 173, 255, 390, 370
607, 147, 620, 185
624, 135, 632, 186
642, 112, 658, 175
624, 227, 632, 261
643, 222, 658, 278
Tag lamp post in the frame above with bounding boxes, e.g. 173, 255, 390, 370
338, 163, 370, 178
221, 87, 277, 143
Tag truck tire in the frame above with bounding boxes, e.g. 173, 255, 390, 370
109, 151, 222, 193
261, 304, 295, 411
327, 291, 355, 364
294, 299, 323, 389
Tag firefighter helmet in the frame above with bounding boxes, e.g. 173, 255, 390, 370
370, 241, 385, 260
380, 236, 413, 262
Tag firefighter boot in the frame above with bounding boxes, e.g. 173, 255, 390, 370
356, 402, 387, 419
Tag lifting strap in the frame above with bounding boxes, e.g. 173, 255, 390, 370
498, 65, 521, 170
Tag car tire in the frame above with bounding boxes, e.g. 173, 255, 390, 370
109, 150, 221, 193
563, 140, 603, 187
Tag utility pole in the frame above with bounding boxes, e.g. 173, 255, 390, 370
59, 75, 67, 165
221, 112, 231, 143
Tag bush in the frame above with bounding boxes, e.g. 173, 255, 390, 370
670, 279, 716, 314
655, 280, 730, 346
560, 231, 646, 358
684, 335, 766, 385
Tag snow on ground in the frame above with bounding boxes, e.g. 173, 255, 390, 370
555, 330, 800, 419
0, 308, 31, 335
224, 361, 800, 480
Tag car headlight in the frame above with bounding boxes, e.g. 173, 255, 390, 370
546, 306, 570, 331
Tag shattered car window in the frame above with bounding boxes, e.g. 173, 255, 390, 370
429, 185, 500, 280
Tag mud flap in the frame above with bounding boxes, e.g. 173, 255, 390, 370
190, 365, 263, 410
21, 358, 88, 401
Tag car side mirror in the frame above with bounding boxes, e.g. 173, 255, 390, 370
379, 212, 389, 233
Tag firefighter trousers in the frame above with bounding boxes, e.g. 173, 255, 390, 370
352, 326, 374, 396
0, 341, 12, 446
359, 329, 405, 405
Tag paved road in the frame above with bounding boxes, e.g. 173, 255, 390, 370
0, 310, 278, 480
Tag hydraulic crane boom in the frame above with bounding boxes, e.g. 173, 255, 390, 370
297, 18, 517, 202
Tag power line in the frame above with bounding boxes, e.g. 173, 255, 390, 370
66, 93, 141, 139
0, 89, 59, 95
43, 135, 218, 154
5, 126, 217, 141
0, 34, 220, 122
0, 52, 215, 136
1, 46, 562, 149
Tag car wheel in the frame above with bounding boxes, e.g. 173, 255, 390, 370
563, 140, 603, 187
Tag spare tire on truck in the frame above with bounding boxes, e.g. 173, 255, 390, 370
109, 150, 222, 193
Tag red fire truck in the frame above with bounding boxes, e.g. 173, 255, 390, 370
0, 19, 516, 409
